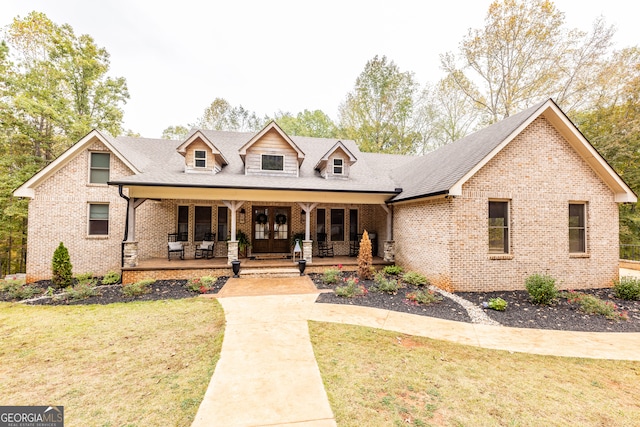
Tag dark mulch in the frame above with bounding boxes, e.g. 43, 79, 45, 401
458, 288, 640, 333
312, 273, 640, 333
311, 273, 471, 323
3, 277, 228, 306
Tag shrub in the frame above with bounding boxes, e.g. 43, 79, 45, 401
186, 276, 217, 293
323, 267, 342, 284
0, 279, 24, 293
357, 231, 374, 280
74, 272, 94, 282
382, 265, 403, 275
122, 279, 154, 297
335, 277, 367, 298
406, 289, 442, 305
373, 272, 400, 295
402, 271, 428, 286
487, 297, 507, 311
613, 277, 640, 301
101, 271, 121, 285
52, 242, 73, 289
525, 274, 558, 305
7, 284, 42, 300
564, 291, 627, 321
66, 281, 99, 301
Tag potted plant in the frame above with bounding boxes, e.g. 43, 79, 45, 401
236, 230, 251, 258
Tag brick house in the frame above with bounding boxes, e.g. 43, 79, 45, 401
14, 99, 636, 291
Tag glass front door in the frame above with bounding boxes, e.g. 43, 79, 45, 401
252, 206, 290, 253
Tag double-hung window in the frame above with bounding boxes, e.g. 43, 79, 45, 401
569, 203, 586, 253
333, 158, 343, 175
88, 203, 109, 235
330, 208, 345, 241
194, 150, 206, 168
177, 206, 189, 241
488, 201, 509, 254
90, 152, 110, 184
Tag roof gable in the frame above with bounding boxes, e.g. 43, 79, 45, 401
176, 130, 229, 167
238, 121, 305, 165
314, 141, 358, 170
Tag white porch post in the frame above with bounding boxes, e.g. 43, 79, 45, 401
297, 202, 318, 263
380, 204, 395, 262
223, 200, 245, 264
123, 198, 147, 268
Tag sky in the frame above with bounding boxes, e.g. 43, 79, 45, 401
3, 0, 638, 138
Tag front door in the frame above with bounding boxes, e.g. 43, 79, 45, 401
252, 206, 291, 253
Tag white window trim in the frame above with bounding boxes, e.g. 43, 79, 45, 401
87, 203, 109, 237
333, 158, 344, 175
194, 150, 207, 168
88, 151, 110, 185
261, 154, 285, 171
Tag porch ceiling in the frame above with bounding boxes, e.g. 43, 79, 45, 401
125, 185, 393, 204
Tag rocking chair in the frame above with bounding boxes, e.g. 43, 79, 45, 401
195, 233, 215, 259
317, 233, 334, 258
167, 233, 184, 261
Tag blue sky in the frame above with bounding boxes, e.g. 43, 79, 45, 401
3, 0, 636, 138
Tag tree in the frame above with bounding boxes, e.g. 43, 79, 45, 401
357, 230, 373, 280
339, 55, 419, 154
272, 109, 338, 138
161, 125, 190, 140
198, 98, 263, 132
51, 242, 72, 288
441, 0, 615, 123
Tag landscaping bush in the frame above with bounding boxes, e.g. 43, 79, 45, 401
0, 279, 24, 294
613, 277, 640, 301
74, 272, 94, 282
7, 283, 42, 300
66, 281, 99, 301
402, 271, 428, 286
101, 271, 121, 285
52, 242, 73, 289
186, 276, 217, 293
323, 267, 342, 284
382, 265, 403, 275
564, 291, 627, 321
122, 279, 154, 297
406, 289, 442, 305
335, 277, 367, 298
373, 272, 400, 295
487, 297, 507, 311
357, 231, 373, 280
525, 274, 558, 305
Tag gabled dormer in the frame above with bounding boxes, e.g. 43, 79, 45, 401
176, 130, 228, 174
315, 141, 357, 179
238, 121, 305, 177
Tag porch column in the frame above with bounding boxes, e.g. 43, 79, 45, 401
123, 198, 147, 268
223, 200, 245, 264
380, 204, 395, 262
298, 202, 318, 262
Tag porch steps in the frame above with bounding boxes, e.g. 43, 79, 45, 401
239, 267, 301, 278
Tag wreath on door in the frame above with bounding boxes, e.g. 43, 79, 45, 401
256, 213, 268, 224
275, 214, 287, 225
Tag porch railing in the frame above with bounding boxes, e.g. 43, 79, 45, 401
620, 244, 640, 261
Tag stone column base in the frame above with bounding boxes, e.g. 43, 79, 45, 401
227, 241, 239, 264
383, 240, 395, 263
123, 241, 139, 267
302, 240, 313, 264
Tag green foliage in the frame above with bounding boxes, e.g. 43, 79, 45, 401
101, 271, 121, 285
613, 277, 640, 301
373, 273, 400, 295
122, 279, 154, 297
323, 267, 342, 284
406, 289, 442, 305
335, 277, 367, 298
3, 282, 42, 300
186, 276, 217, 293
51, 242, 72, 289
74, 272, 94, 282
0, 279, 24, 293
197, 98, 263, 132
402, 271, 428, 286
272, 109, 338, 138
382, 265, 403, 275
563, 291, 627, 321
525, 274, 558, 305
488, 297, 508, 311
66, 281, 98, 301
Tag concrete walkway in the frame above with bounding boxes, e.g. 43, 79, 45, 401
193, 276, 640, 426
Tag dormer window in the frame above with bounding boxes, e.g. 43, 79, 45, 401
194, 150, 206, 168
333, 158, 343, 175
261, 154, 284, 171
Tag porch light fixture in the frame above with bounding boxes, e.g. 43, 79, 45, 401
239, 208, 245, 224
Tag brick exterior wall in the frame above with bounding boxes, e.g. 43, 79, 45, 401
394, 117, 620, 292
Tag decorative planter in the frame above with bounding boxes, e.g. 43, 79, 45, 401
231, 260, 241, 278
298, 259, 307, 276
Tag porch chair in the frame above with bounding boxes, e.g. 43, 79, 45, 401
167, 233, 184, 261
317, 233, 334, 258
349, 233, 363, 257
195, 233, 215, 259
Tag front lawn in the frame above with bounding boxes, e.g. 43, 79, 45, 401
0, 298, 224, 426
310, 321, 640, 427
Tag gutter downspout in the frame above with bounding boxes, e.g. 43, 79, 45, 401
118, 185, 130, 268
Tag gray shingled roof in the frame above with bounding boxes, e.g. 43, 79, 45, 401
389, 100, 548, 202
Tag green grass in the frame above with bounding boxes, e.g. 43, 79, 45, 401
0, 298, 224, 427
310, 321, 640, 427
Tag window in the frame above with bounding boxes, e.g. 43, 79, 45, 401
89, 204, 109, 235
90, 152, 110, 184
194, 206, 212, 241
194, 150, 206, 168
569, 203, 586, 253
217, 206, 228, 241
177, 206, 189, 241
316, 208, 326, 235
261, 154, 284, 171
488, 201, 509, 254
333, 158, 343, 175
331, 209, 344, 241
349, 209, 358, 240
